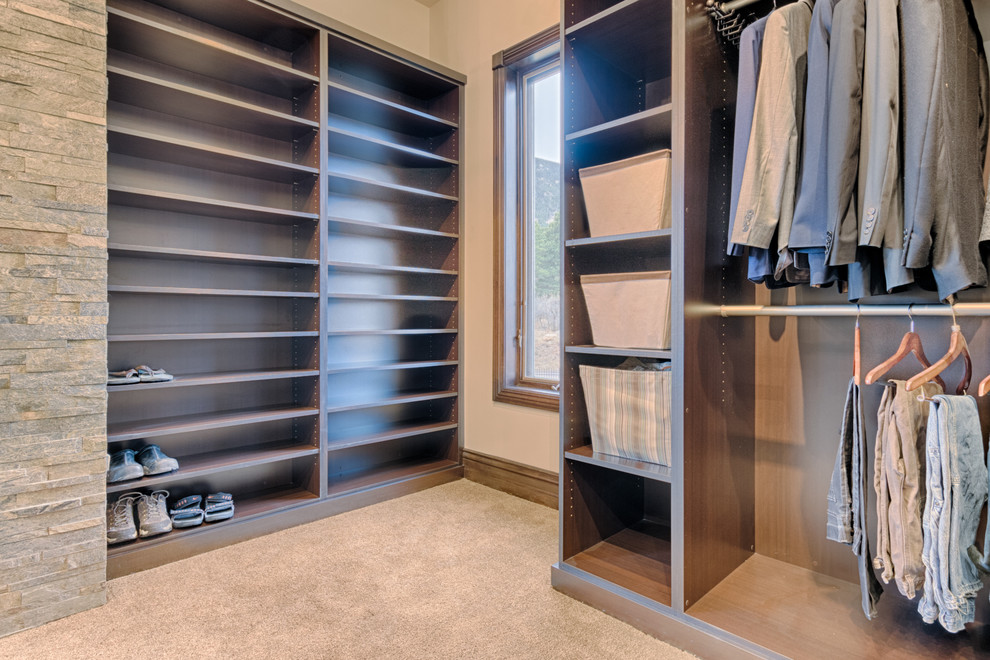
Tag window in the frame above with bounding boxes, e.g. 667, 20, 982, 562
493, 26, 561, 411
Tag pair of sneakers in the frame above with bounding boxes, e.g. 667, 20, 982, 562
106, 490, 172, 545
169, 492, 235, 528
107, 445, 179, 483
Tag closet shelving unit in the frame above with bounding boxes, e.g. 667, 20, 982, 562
553, 0, 990, 657
105, 0, 464, 578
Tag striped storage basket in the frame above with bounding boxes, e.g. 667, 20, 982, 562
579, 361, 672, 466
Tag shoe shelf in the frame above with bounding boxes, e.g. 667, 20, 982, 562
565, 345, 672, 359
107, 440, 319, 495
327, 171, 459, 204
327, 260, 457, 276
107, 0, 318, 97
328, 126, 458, 168
107, 126, 319, 184
107, 63, 318, 138
106, 368, 320, 392
328, 81, 457, 138
327, 421, 459, 451
108, 185, 319, 224
326, 216, 458, 240
108, 244, 319, 268
328, 456, 458, 497
107, 405, 319, 443
108, 285, 319, 298
324, 389, 458, 414
108, 331, 320, 342
565, 444, 673, 482
324, 360, 457, 374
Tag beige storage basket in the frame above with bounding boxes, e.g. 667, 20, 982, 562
579, 361, 672, 466
580, 271, 671, 349
578, 149, 672, 237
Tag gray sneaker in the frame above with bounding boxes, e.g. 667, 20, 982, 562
136, 490, 173, 537
107, 449, 144, 483
136, 444, 179, 476
106, 492, 142, 545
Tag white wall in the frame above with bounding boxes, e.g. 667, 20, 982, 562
429, 0, 561, 472
294, 0, 431, 57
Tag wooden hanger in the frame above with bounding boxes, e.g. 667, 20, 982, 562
864, 308, 946, 390
905, 302, 971, 395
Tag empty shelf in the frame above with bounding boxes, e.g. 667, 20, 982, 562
107, 126, 318, 183
328, 126, 457, 168
108, 6, 317, 97
325, 390, 458, 413
565, 0, 672, 82
328, 421, 458, 452
566, 105, 672, 154
108, 184, 318, 224
109, 244, 318, 267
328, 81, 456, 138
106, 441, 319, 494
566, 345, 672, 359
108, 65, 317, 139
325, 360, 457, 374
326, 329, 457, 336
107, 369, 319, 392
326, 261, 456, 276
108, 405, 319, 442
564, 520, 672, 607
328, 172, 458, 203
328, 457, 459, 497
108, 331, 319, 342
565, 445, 672, 482
326, 293, 457, 302
565, 229, 672, 249
108, 285, 318, 298
326, 216, 457, 239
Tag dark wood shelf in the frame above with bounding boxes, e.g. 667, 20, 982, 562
327, 171, 458, 203
326, 293, 457, 302
325, 360, 457, 374
325, 390, 458, 414
565, 345, 672, 359
565, 445, 672, 482
107, 485, 319, 557
108, 285, 319, 298
565, 228, 672, 248
108, 65, 318, 139
107, 125, 318, 184
565, 0, 672, 82
566, 105, 672, 164
326, 329, 458, 337
564, 520, 672, 607
106, 441, 319, 494
328, 457, 459, 497
108, 184, 318, 224
108, 5, 317, 97
328, 421, 458, 452
108, 405, 319, 442
107, 368, 319, 392
328, 81, 457, 137
326, 216, 457, 240
108, 331, 319, 342
326, 260, 456, 276
328, 126, 457, 168
109, 243, 318, 267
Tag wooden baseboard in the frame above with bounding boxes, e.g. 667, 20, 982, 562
462, 449, 558, 509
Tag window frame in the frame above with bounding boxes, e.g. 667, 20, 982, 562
492, 25, 561, 412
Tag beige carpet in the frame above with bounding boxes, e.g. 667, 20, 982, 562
0, 480, 695, 660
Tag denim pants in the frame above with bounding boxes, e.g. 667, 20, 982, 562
827, 377, 883, 619
873, 380, 940, 599
918, 394, 988, 633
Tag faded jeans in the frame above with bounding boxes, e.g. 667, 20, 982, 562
918, 394, 988, 633
827, 377, 883, 619
873, 380, 941, 599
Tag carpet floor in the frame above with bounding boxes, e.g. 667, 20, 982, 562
0, 480, 696, 660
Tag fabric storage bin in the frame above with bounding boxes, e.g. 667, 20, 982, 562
578, 149, 672, 237
580, 271, 671, 349
579, 359, 672, 466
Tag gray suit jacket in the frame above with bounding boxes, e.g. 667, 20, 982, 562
901, 0, 989, 299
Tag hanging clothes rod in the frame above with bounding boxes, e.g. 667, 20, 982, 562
718, 304, 990, 317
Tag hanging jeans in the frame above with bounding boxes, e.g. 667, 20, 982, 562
918, 394, 988, 633
873, 380, 941, 599
827, 377, 883, 619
